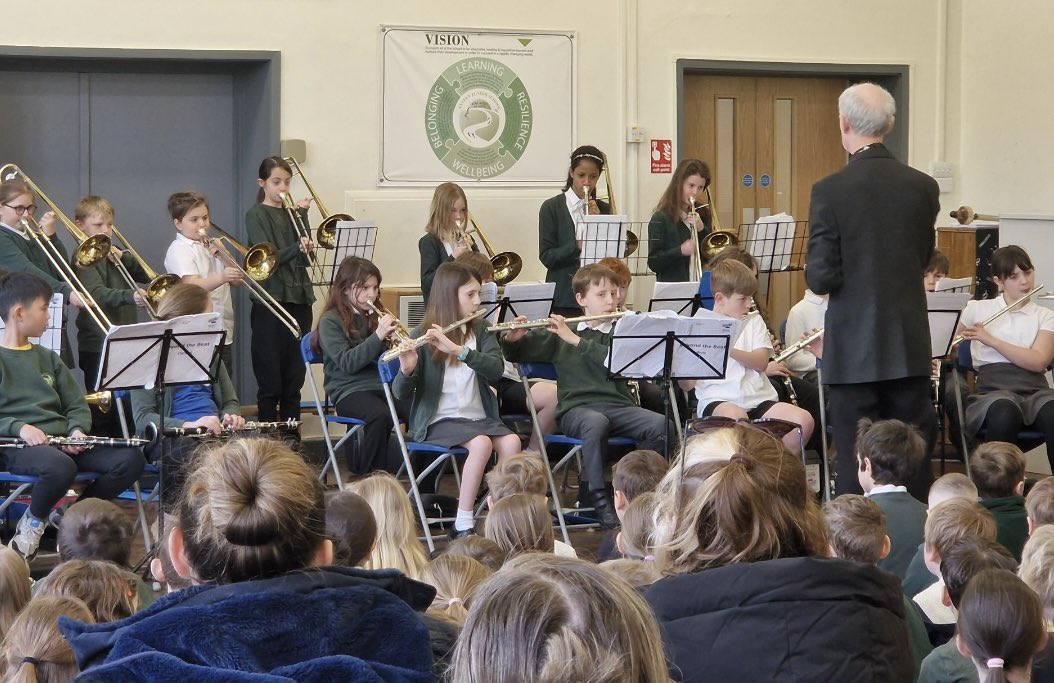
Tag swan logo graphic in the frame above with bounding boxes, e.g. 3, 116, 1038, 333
425, 57, 532, 179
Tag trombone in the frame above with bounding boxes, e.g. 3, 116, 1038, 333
197, 225, 302, 338
598, 152, 638, 257
108, 224, 181, 319
687, 195, 706, 281
0, 164, 113, 333
462, 214, 522, 285
700, 186, 739, 260
279, 191, 326, 286
282, 156, 352, 250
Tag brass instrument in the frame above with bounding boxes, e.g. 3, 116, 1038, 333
0, 435, 148, 449
366, 299, 412, 345
282, 156, 351, 249
951, 284, 1045, 346
488, 310, 631, 332
463, 214, 522, 285
688, 195, 705, 280
700, 186, 738, 259
950, 206, 997, 225
380, 309, 486, 363
598, 152, 638, 257
108, 224, 181, 317
0, 164, 114, 333
279, 191, 326, 285
85, 390, 113, 414
198, 226, 301, 338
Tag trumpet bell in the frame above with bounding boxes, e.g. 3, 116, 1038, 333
492, 252, 523, 286
623, 230, 639, 257
702, 230, 739, 260
74, 233, 113, 268
244, 243, 279, 281
146, 273, 183, 306
85, 390, 112, 413
317, 213, 352, 249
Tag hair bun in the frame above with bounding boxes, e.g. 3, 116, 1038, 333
222, 512, 279, 546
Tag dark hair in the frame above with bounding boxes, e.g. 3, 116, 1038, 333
563, 145, 605, 192
256, 156, 293, 203
926, 249, 951, 276
312, 256, 382, 354
422, 261, 479, 363
957, 569, 1045, 682
971, 442, 1026, 499
457, 251, 494, 282
56, 499, 133, 567
855, 418, 926, 485
940, 537, 1017, 608
571, 263, 617, 297
0, 272, 52, 323
445, 535, 506, 572
167, 191, 208, 222
325, 491, 378, 567
822, 494, 888, 564
613, 450, 667, 501
990, 245, 1034, 282
654, 158, 712, 224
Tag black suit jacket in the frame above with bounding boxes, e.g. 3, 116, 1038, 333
806, 145, 939, 384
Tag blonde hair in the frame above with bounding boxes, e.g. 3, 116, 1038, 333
619, 492, 657, 559
424, 182, 467, 241
710, 259, 757, 297
450, 554, 669, 683
485, 453, 547, 502
1019, 525, 1054, 620
484, 493, 555, 557
156, 283, 210, 320
930, 472, 979, 509
73, 196, 114, 222
1, 596, 94, 683
178, 437, 327, 584
0, 547, 31, 641
420, 554, 492, 626
35, 559, 137, 623
1026, 477, 1054, 528
925, 498, 998, 558
822, 494, 888, 564
599, 558, 661, 588
349, 472, 429, 580
971, 441, 1027, 499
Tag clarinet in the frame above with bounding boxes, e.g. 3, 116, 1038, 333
0, 435, 148, 449
162, 419, 301, 438
764, 321, 799, 407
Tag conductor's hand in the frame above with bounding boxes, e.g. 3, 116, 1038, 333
39, 211, 57, 236
680, 239, 696, 257
62, 429, 87, 455
397, 339, 418, 375
427, 325, 461, 356
375, 314, 399, 342
547, 314, 580, 347
766, 360, 791, 377
132, 289, 148, 307
503, 315, 530, 343
186, 415, 223, 435
69, 291, 86, 308
223, 267, 245, 285
804, 328, 824, 359
19, 424, 48, 447
296, 196, 313, 210
222, 414, 246, 430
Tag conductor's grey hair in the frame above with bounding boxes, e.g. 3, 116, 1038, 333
838, 83, 896, 137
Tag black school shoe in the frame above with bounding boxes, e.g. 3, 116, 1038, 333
588, 489, 621, 530
448, 527, 477, 541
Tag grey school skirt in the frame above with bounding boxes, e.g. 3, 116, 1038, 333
965, 362, 1054, 434
424, 417, 515, 448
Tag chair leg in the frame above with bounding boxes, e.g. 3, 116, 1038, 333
953, 370, 972, 478
521, 374, 570, 546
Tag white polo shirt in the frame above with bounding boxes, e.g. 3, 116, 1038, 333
961, 295, 1054, 368
164, 233, 235, 344
695, 313, 779, 413
784, 289, 827, 374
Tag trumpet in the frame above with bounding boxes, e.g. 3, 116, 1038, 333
0, 435, 148, 449
462, 214, 522, 286
380, 309, 486, 363
366, 299, 412, 345
279, 191, 326, 286
198, 226, 301, 338
951, 284, 1045, 347
487, 310, 631, 333
283, 156, 351, 249
108, 224, 181, 318
773, 328, 825, 364
162, 419, 301, 437
0, 164, 113, 333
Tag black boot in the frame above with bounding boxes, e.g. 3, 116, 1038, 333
588, 489, 620, 530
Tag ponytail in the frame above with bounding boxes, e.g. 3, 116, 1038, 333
957, 569, 1045, 682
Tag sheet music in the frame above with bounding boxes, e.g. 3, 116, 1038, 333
0, 293, 66, 354
97, 313, 223, 390
747, 213, 796, 272
485, 282, 555, 324
578, 215, 629, 265
927, 291, 971, 357
609, 310, 736, 379
935, 276, 972, 293
332, 221, 378, 266
649, 281, 699, 315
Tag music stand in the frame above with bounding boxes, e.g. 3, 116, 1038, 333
649, 281, 701, 316
927, 292, 971, 358
607, 312, 735, 459
325, 221, 378, 286
482, 282, 556, 324
578, 215, 630, 266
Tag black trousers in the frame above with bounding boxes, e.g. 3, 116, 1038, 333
334, 390, 411, 475
0, 444, 145, 519
251, 302, 313, 422
828, 376, 936, 499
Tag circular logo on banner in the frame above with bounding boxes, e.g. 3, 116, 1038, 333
424, 57, 532, 179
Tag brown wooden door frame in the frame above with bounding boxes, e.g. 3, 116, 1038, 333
676, 60, 910, 163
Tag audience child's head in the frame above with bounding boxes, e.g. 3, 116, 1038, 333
484, 493, 555, 558
617, 492, 658, 561
444, 536, 506, 573
456, 251, 495, 285
325, 490, 378, 568
0, 546, 31, 641
822, 494, 890, 564
940, 537, 1018, 614
571, 263, 619, 315
930, 472, 979, 509
167, 190, 210, 240
1025, 476, 1054, 535
450, 554, 669, 683
709, 260, 757, 318
0, 272, 53, 332
597, 256, 632, 307
612, 449, 667, 519
924, 498, 999, 578
1018, 525, 1054, 621
924, 249, 951, 292
855, 418, 926, 492
172, 437, 331, 585
420, 554, 492, 626
971, 442, 1027, 500
599, 558, 662, 588
485, 452, 547, 506
56, 498, 134, 567
349, 472, 429, 580
150, 513, 193, 594
36, 559, 137, 623
656, 423, 827, 575
956, 569, 1046, 683
1, 596, 93, 683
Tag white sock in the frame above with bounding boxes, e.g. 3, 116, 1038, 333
454, 508, 475, 531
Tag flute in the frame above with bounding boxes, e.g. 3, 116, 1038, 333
951, 284, 1045, 346
162, 419, 301, 437
0, 435, 148, 449
773, 328, 825, 364
487, 310, 631, 333
380, 309, 487, 363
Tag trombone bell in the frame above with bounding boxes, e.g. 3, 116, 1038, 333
702, 231, 739, 260
73, 233, 113, 268
85, 391, 112, 413
244, 242, 279, 282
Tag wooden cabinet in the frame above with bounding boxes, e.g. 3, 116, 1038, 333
936, 226, 999, 299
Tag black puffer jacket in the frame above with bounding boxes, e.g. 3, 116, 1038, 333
644, 556, 914, 682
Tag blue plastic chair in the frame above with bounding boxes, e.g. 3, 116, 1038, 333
0, 472, 102, 527
697, 271, 715, 311
378, 357, 467, 552
301, 333, 366, 486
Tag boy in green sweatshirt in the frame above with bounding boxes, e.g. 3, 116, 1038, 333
500, 263, 671, 529
0, 272, 144, 560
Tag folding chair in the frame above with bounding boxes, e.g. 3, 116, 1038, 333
110, 390, 161, 553
301, 332, 366, 486
0, 472, 102, 536
378, 357, 467, 553
518, 362, 636, 536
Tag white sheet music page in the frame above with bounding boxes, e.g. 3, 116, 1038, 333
609, 310, 736, 379
98, 313, 222, 390
650, 282, 699, 314
491, 282, 556, 324
927, 291, 971, 357
0, 293, 67, 355
579, 215, 629, 265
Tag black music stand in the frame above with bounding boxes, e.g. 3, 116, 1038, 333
649, 281, 702, 316
482, 282, 556, 324
326, 221, 378, 286
607, 313, 733, 460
